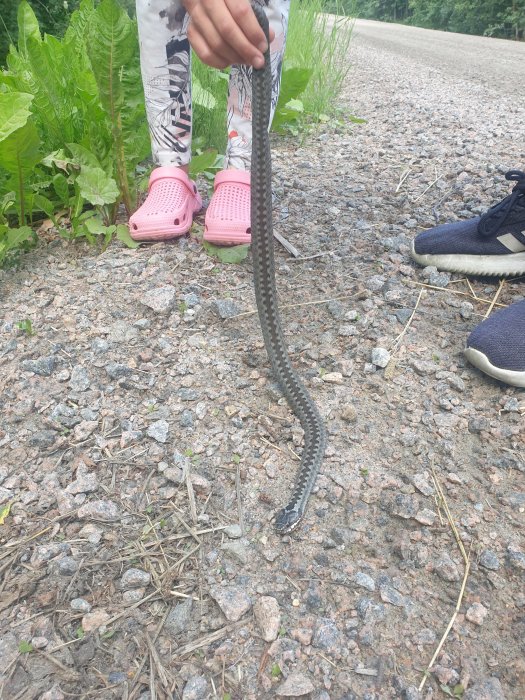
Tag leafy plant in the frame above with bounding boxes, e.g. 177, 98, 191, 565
202, 241, 250, 265
0, 0, 147, 265
18, 640, 33, 653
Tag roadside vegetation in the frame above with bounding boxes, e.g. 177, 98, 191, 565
326, 0, 525, 40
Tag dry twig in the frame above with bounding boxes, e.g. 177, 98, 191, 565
418, 468, 471, 692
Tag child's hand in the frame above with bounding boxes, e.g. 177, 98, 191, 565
183, 0, 274, 69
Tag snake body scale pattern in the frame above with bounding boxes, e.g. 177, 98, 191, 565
250, 5, 327, 533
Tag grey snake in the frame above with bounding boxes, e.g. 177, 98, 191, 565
250, 4, 326, 533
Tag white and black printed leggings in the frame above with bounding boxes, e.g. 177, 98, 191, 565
136, 0, 290, 170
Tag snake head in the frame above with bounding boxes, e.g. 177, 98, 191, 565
274, 506, 303, 534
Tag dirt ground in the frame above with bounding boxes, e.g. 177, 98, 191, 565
1, 19, 524, 700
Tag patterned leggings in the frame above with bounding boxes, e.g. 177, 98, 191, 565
135, 0, 290, 171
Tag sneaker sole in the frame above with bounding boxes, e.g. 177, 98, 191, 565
411, 243, 525, 276
464, 347, 525, 388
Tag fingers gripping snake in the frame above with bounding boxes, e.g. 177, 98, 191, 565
250, 5, 326, 533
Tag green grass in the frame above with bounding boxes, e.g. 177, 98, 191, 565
190, 0, 355, 151
285, 0, 354, 119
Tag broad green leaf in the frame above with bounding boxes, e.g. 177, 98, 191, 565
83, 215, 110, 236
87, 0, 137, 115
189, 150, 218, 179
0, 93, 34, 142
272, 67, 312, 132
76, 166, 119, 206
286, 98, 304, 113
7, 226, 34, 249
67, 143, 103, 170
0, 120, 41, 176
32, 195, 57, 221
193, 79, 217, 109
41, 149, 70, 172
24, 36, 77, 144
0, 192, 16, 218
65, 0, 96, 46
278, 67, 312, 104
202, 241, 249, 264
17, 1, 41, 57
53, 174, 71, 206
116, 224, 139, 249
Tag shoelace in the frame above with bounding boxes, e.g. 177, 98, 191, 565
478, 170, 525, 238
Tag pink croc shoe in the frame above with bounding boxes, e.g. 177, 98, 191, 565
129, 166, 202, 241
204, 169, 251, 245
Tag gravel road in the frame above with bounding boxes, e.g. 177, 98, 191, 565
352, 19, 525, 97
0, 19, 524, 700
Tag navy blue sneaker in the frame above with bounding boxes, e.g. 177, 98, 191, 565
465, 299, 525, 387
411, 170, 525, 276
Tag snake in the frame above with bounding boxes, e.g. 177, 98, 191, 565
250, 4, 326, 533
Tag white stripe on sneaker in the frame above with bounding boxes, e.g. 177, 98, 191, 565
496, 233, 525, 253
464, 347, 525, 388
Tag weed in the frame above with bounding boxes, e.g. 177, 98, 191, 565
16, 319, 34, 335
271, 663, 282, 678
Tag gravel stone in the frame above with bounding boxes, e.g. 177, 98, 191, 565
371, 347, 391, 367
120, 568, 151, 590
105, 362, 132, 380
224, 524, 243, 539
253, 596, 281, 641
353, 572, 376, 591
463, 677, 506, 700
479, 549, 500, 571
58, 557, 79, 576
389, 494, 419, 519
69, 365, 90, 392
142, 285, 177, 314
211, 298, 240, 319
165, 599, 194, 636
414, 508, 436, 526
179, 409, 194, 427
146, 419, 169, 443
81, 610, 110, 633
20, 356, 56, 376
312, 618, 344, 652
275, 672, 314, 697
31, 636, 49, 650
434, 553, 461, 582
209, 585, 252, 622
28, 430, 57, 448
40, 685, 65, 700
412, 473, 434, 496
182, 675, 209, 700
428, 270, 450, 287
70, 598, 92, 613
466, 602, 488, 625
77, 500, 120, 522
66, 471, 99, 495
